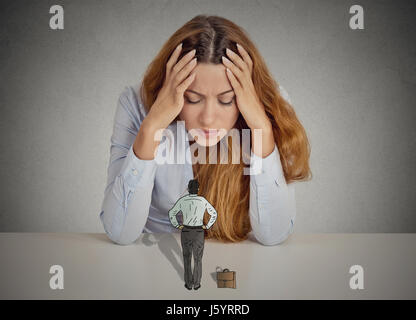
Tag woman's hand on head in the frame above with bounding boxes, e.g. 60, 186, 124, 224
144, 43, 197, 132
221, 43, 271, 132
222, 43, 276, 158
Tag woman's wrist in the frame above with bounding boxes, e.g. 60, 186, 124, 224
140, 115, 157, 134
134, 119, 161, 160
251, 118, 275, 158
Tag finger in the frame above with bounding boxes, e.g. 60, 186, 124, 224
225, 68, 242, 95
222, 56, 244, 84
166, 43, 183, 78
236, 43, 253, 74
172, 49, 196, 76
225, 48, 250, 75
174, 57, 197, 87
176, 72, 196, 94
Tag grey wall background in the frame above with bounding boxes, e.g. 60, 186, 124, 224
0, 0, 415, 233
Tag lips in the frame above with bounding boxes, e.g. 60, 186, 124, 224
201, 129, 218, 137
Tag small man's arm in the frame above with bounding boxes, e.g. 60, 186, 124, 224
168, 198, 183, 229
204, 200, 218, 230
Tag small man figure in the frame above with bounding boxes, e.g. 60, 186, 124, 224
168, 179, 218, 290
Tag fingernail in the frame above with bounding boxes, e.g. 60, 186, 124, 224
177, 42, 182, 50
222, 56, 229, 63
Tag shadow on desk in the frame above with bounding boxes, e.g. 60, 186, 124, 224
88, 232, 186, 282
90, 232, 263, 285
141, 233, 185, 283
140, 234, 227, 284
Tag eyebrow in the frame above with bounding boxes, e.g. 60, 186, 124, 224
185, 89, 234, 97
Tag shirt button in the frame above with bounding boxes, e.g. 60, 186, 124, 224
132, 169, 138, 176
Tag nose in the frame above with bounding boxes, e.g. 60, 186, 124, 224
198, 99, 217, 128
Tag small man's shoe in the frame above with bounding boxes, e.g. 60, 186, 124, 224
193, 284, 201, 290
184, 283, 192, 290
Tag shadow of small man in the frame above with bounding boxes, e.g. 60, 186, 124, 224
141, 232, 184, 282
95, 231, 218, 285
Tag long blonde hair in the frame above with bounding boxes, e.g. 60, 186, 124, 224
140, 15, 312, 242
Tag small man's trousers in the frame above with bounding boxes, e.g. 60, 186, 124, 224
180, 225, 205, 288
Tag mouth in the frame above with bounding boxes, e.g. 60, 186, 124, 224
200, 129, 219, 138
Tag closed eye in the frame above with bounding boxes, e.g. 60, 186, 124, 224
220, 95, 235, 106
220, 99, 233, 106
184, 95, 235, 106
184, 96, 200, 104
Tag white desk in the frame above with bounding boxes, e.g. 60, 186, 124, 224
0, 232, 415, 299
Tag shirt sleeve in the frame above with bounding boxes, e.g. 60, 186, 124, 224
99, 86, 158, 245
248, 143, 296, 246
205, 199, 218, 229
168, 198, 182, 229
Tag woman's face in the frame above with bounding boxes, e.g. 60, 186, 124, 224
178, 62, 240, 147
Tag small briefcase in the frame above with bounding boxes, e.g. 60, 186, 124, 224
216, 267, 236, 289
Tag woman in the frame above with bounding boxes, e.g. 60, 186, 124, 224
99, 15, 311, 246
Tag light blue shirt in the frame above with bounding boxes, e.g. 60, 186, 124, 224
168, 194, 218, 229
99, 84, 296, 246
